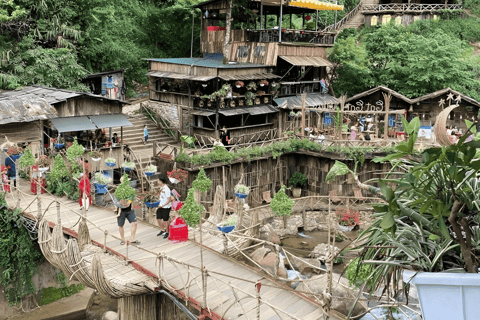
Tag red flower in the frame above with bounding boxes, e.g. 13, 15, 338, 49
305, 15, 312, 21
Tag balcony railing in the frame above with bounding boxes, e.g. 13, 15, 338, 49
246, 29, 336, 45
362, 3, 463, 13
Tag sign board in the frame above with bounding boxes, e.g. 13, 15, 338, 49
418, 126, 432, 139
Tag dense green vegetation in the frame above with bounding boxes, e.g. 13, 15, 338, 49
0, 0, 202, 92
329, 16, 480, 100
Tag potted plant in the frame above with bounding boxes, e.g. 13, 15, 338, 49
113, 174, 136, 208
270, 185, 294, 228
246, 81, 256, 91
19, 147, 35, 169
167, 169, 188, 184
259, 79, 269, 87
122, 161, 135, 172
235, 81, 244, 89
105, 157, 116, 167
217, 215, 237, 233
53, 137, 65, 149
94, 172, 112, 194
89, 150, 102, 162
335, 207, 360, 232
325, 117, 480, 320
144, 164, 157, 177
289, 172, 307, 198
7, 145, 24, 161
245, 91, 254, 105
35, 155, 50, 173
143, 190, 160, 208
234, 184, 249, 199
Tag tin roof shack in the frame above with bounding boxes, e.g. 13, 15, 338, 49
0, 85, 131, 171
146, 0, 342, 146
82, 69, 126, 101
0, 97, 57, 162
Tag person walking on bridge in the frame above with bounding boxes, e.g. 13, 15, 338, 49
116, 176, 140, 245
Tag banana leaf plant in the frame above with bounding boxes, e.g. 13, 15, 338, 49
326, 116, 480, 294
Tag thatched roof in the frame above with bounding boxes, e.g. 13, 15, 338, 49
0, 97, 57, 125
346, 86, 414, 104
411, 88, 480, 107
0, 85, 129, 106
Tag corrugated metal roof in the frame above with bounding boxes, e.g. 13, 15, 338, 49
274, 93, 339, 109
50, 116, 97, 133
218, 73, 281, 81
84, 69, 124, 79
146, 71, 215, 82
190, 109, 216, 117
0, 97, 57, 125
146, 58, 273, 69
89, 114, 133, 128
279, 55, 333, 67
219, 105, 279, 116
0, 85, 129, 105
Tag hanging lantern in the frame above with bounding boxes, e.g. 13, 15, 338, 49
305, 15, 312, 21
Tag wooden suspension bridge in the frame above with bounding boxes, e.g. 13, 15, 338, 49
5, 179, 343, 320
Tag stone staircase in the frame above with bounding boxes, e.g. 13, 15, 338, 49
323, 0, 379, 32
113, 114, 176, 189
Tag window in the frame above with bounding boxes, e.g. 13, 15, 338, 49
371, 16, 378, 26
237, 46, 248, 58
254, 46, 265, 57
395, 16, 402, 25
382, 15, 391, 24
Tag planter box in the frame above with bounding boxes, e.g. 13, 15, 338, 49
403, 270, 480, 320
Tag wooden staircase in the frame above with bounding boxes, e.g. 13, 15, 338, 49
323, 0, 379, 32
113, 114, 176, 190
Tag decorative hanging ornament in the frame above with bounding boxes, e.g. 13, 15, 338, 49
305, 15, 312, 21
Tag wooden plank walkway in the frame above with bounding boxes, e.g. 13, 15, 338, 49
6, 180, 330, 320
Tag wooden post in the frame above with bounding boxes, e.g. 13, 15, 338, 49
383, 92, 392, 141
301, 93, 306, 137
56, 201, 61, 225
235, 197, 244, 230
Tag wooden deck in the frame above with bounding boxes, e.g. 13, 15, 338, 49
7, 180, 332, 320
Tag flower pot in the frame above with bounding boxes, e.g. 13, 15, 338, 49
55, 143, 64, 149
11, 154, 22, 161
217, 225, 235, 233
234, 192, 248, 199
94, 183, 108, 194
236, 85, 241, 88
403, 270, 480, 320
38, 167, 49, 173
123, 167, 133, 172
145, 201, 160, 208
337, 223, 355, 232
292, 187, 302, 198
92, 157, 101, 162
169, 177, 179, 184
260, 84, 265, 87
145, 171, 155, 177
106, 162, 116, 167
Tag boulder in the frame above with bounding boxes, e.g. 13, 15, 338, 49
296, 274, 367, 317
251, 247, 270, 263
309, 243, 340, 263
259, 252, 288, 278
259, 224, 281, 244
285, 255, 324, 274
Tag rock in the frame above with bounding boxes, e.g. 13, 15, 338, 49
296, 274, 367, 317
102, 311, 119, 320
285, 255, 324, 274
251, 247, 270, 263
259, 224, 281, 244
309, 243, 340, 263
257, 251, 288, 278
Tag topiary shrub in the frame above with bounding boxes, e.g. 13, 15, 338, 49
114, 174, 136, 201
19, 147, 35, 169
270, 185, 294, 217
192, 167, 212, 193
179, 189, 204, 227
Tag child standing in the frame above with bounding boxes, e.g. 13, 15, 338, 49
143, 125, 149, 145
2, 165, 10, 192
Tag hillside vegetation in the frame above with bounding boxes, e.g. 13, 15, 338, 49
328, 15, 480, 100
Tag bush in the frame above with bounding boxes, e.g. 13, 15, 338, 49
289, 172, 308, 187
345, 257, 374, 288
114, 174, 136, 201
270, 185, 294, 217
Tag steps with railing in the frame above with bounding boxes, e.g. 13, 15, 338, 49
323, 1, 364, 32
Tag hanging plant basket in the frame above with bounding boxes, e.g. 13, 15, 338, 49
106, 162, 116, 167
122, 162, 135, 172
338, 223, 355, 232
217, 224, 235, 233
145, 201, 160, 208
94, 183, 108, 194
235, 192, 248, 199
169, 177, 179, 184
92, 157, 101, 162
105, 157, 116, 167
234, 184, 249, 199
55, 143, 65, 149
145, 171, 155, 177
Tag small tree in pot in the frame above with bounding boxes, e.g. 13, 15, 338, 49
289, 172, 307, 198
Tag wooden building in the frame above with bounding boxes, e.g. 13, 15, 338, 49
147, 0, 342, 146
0, 85, 130, 170
81, 69, 126, 101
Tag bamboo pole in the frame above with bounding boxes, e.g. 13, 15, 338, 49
301, 93, 306, 137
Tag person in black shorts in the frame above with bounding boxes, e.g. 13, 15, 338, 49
156, 174, 173, 239
116, 199, 140, 245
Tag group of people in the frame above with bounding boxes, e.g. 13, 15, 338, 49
447, 125, 462, 144
350, 120, 373, 141
114, 173, 174, 245
307, 127, 326, 144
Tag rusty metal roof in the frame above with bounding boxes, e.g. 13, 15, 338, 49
218, 73, 280, 81
278, 55, 333, 67
0, 97, 57, 125
0, 85, 129, 105
219, 105, 279, 116
147, 71, 215, 82
274, 93, 339, 109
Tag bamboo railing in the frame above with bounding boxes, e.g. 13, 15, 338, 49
323, 1, 363, 32
362, 3, 462, 13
